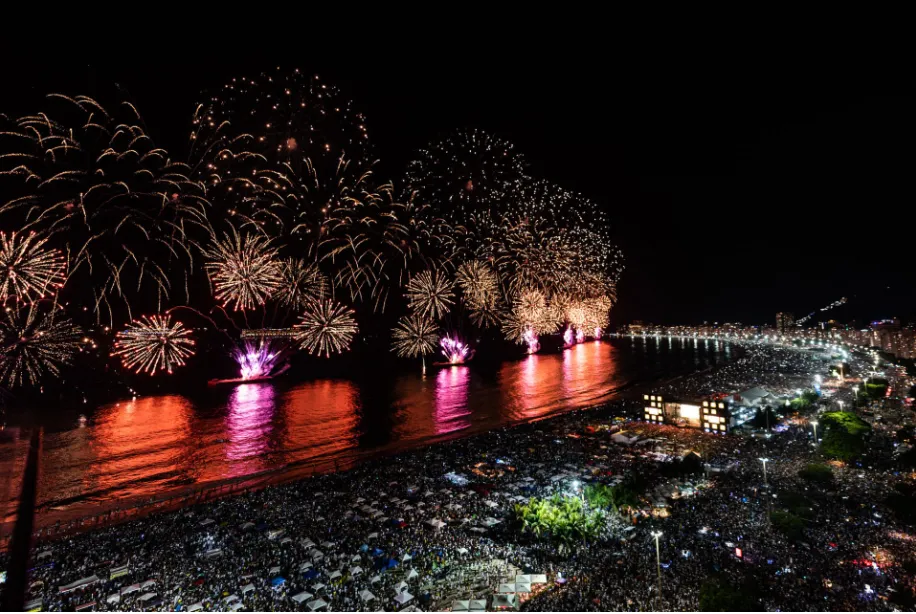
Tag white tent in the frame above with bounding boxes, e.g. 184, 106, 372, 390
241, 583, 255, 595
120, 584, 140, 596
351, 554, 362, 562
311, 550, 324, 561
106, 593, 120, 605
311, 582, 326, 593
301, 538, 316, 549
402, 553, 413, 562
300, 561, 313, 571
493, 593, 518, 609
230, 603, 243, 612
529, 574, 547, 584
451, 600, 470, 612
269, 566, 281, 575
515, 582, 531, 593
350, 566, 363, 577
222, 594, 240, 605
369, 575, 382, 584
307, 598, 329, 611
280, 536, 292, 545
426, 519, 446, 530
187, 602, 203, 612
138, 592, 157, 602
292, 591, 313, 604
469, 599, 487, 611
394, 591, 414, 606
320, 541, 335, 549
497, 583, 515, 594
406, 569, 419, 581
328, 570, 342, 581
368, 532, 379, 539
457, 547, 469, 555
359, 590, 376, 602
515, 575, 531, 584
394, 581, 409, 593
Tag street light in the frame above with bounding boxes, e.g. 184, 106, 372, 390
650, 530, 663, 600
811, 420, 819, 443
759, 457, 770, 487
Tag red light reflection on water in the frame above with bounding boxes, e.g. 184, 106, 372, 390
18, 341, 626, 528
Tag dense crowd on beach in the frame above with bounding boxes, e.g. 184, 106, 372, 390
3, 342, 915, 612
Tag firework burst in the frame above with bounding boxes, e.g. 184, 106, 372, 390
0, 231, 67, 303
233, 340, 285, 380
112, 314, 195, 375
406, 269, 454, 320
295, 299, 358, 357
440, 335, 472, 364
0, 302, 82, 388
392, 313, 439, 359
205, 229, 282, 311
406, 129, 526, 222
0, 94, 205, 324
456, 260, 501, 326
276, 258, 327, 310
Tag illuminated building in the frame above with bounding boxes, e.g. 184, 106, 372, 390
776, 312, 795, 333
643, 394, 731, 433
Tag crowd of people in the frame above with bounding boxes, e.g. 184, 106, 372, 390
2, 343, 914, 612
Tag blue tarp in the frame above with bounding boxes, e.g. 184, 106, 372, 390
271, 577, 286, 586
303, 570, 320, 580
372, 548, 385, 557
360, 544, 369, 552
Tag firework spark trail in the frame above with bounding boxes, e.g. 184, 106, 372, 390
276, 257, 327, 310
0, 302, 82, 387
112, 314, 195, 375
295, 299, 358, 357
0, 231, 67, 303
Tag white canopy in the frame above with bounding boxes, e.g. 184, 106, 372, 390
351, 566, 363, 576
515, 575, 531, 584
452, 600, 470, 611
320, 541, 335, 548
515, 583, 531, 593
222, 594, 239, 604
394, 581, 409, 593
530, 574, 548, 584
406, 568, 419, 581
493, 593, 518, 609
269, 566, 281, 575
394, 591, 414, 605
497, 583, 515, 594
106, 593, 120, 605
311, 582, 326, 592
300, 561, 313, 571
469, 599, 487, 611
368, 532, 379, 539
120, 583, 140, 596
241, 583, 255, 594
138, 592, 157, 602
307, 598, 329, 611
230, 603, 243, 612
426, 519, 446, 530
457, 547, 469, 555
301, 538, 316, 549
370, 575, 382, 584
402, 553, 413, 562
188, 602, 203, 612
328, 570, 342, 581
292, 591, 313, 604
359, 589, 376, 602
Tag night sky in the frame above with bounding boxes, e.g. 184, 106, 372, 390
3, 43, 912, 327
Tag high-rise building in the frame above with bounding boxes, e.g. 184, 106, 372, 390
776, 312, 795, 333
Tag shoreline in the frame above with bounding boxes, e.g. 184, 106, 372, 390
1, 344, 730, 547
